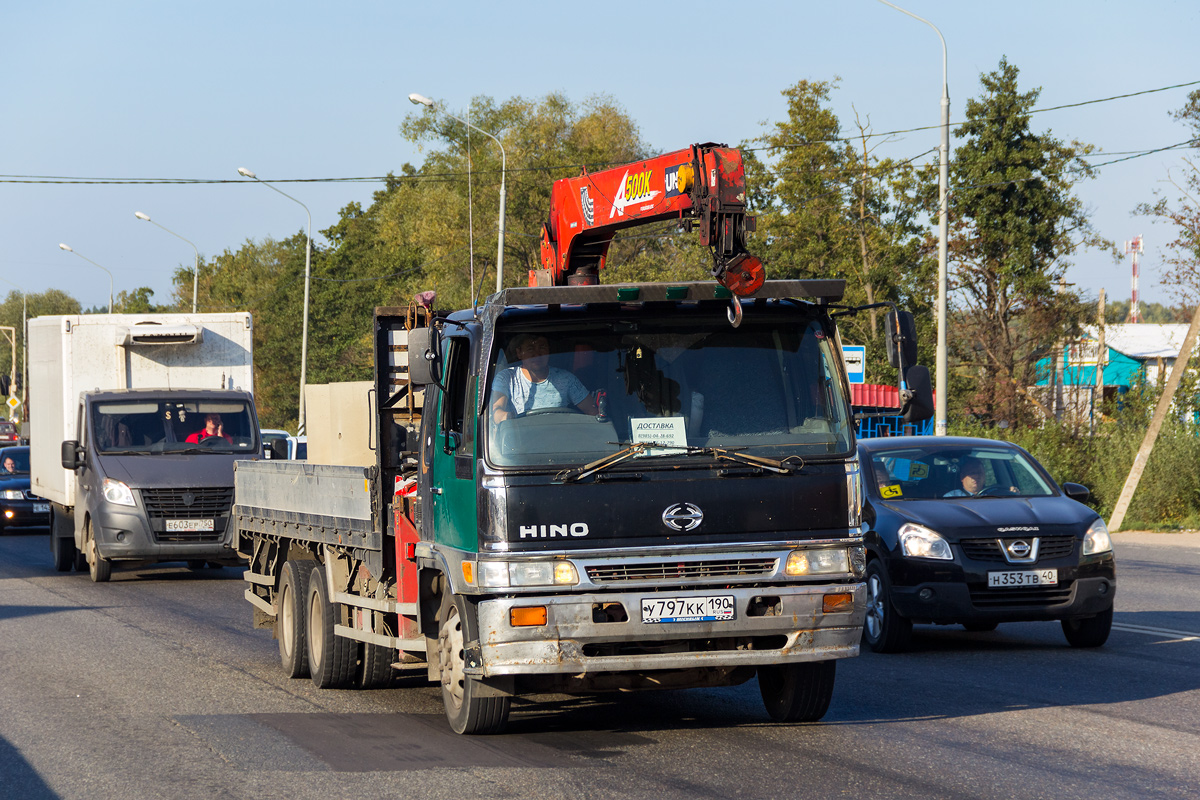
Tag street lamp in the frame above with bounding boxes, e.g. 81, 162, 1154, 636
58, 243, 114, 313
877, 0, 951, 436
409, 92, 507, 294
135, 211, 200, 313
237, 167, 312, 436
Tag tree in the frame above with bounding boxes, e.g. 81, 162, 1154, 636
946, 58, 1107, 426
1139, 89, 1200, 303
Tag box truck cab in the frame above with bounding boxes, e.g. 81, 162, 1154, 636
30, 313, 261, 582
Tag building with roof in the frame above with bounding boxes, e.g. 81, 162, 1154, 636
1039, 324, 1193, 389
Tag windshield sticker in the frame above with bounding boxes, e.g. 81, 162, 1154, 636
879, 484, 903, 499
887, 458, 929, 481
631, 417, 687, 456
908, 462, 929, 479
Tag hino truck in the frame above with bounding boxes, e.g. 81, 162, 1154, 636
30, 312, 262, 582
233, 143, 932, 733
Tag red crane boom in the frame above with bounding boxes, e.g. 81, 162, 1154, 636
534, 143, 765, 295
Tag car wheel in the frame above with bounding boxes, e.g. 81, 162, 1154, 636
306, 566, 357, 689
963, 621, 998, 632
758, 660, 836, 722
863, 560, 912, 653
85, 520, 111, 583
438, 591, 510, 734
1062, 607, 1113, 648
276, 560, 311, 679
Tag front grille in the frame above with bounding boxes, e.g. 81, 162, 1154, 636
142, 487, 234, 519
960, 535, 1076, 563
969, 583, 1074, 608
586, 558, 777, 583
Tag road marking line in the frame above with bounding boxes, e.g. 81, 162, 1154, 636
1113, 623, 1200, 641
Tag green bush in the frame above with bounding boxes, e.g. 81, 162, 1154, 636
947, 419, 1200, 530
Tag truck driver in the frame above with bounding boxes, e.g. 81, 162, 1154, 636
490, 334, 598, 423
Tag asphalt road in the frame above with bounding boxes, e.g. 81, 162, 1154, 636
1, 530, 1197, 800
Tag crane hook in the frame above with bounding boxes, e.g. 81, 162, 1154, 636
727, 297, 743, 328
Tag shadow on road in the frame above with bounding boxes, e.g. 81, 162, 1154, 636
0, 735, 60, 800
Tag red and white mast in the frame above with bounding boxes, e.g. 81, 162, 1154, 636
1124, 235, 1144, 323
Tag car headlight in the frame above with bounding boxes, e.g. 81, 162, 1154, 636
1082, 518, 1113, 556
786, 548, 850, 576
102, 478, 136, 507
898, 522, 953, 560
477, 559, 579, 588
2, 489, 23, 500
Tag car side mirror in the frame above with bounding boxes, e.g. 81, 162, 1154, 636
61, 440, 82, 470
885, 310, 918, 370
900, 365, 934, 424
1062, 482, 1090, 503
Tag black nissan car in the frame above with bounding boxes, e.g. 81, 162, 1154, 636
858, 436, 1115, 652
0, 446, 50, 531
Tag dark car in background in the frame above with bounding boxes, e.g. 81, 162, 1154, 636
858, 436, 1115, 652
0, 446, 50, 531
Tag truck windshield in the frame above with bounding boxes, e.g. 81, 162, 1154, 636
91, 400, 258, 454
485, 311, 853, 468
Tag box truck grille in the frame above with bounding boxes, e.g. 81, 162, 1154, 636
143, 487, 233, 543
586, 558, 778, 583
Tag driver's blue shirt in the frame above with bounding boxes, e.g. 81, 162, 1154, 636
492, 367, 589, 416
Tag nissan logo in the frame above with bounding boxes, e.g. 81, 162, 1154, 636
1007, 540, 1031, 558
662, 502, 703, 532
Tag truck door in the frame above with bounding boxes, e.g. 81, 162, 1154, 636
429, 334, 479, 553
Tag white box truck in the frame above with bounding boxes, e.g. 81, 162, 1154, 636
30, 313, 262, 581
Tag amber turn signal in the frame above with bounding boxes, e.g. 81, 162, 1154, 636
510, 606, 548, 627
822, 593, 854, 614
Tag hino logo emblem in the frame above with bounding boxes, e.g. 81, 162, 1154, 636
662, 503, 703, 532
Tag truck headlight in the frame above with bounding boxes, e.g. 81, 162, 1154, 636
478, 560, 579, 588
2, 489, 23, 500
102, 478, 136, 507
898, 522, 952, 560
1082, 518, 1113, 555
786, 548, 850, 576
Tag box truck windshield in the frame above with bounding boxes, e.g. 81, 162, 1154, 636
92, 399, 258, 454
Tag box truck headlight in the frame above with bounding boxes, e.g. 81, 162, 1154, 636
2, 489, 23, 500
102, 478, 136, 507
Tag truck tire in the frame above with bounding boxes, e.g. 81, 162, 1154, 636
49, 507, 76, 572
276, 560, 311, 679
358, 642, 397, 689
863, 559, 912, 653
73, 550, 88, 572
437, 592, 510, 734
1062, 607, 1113, 648
85, 520, 111, 583
306, 566, 357, 689
758, 660, 837, 723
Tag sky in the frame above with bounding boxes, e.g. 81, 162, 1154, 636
2, 0, 1197, 313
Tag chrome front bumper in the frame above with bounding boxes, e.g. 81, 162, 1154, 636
472, 582, 865, 677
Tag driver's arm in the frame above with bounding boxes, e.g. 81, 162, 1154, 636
575, 393, 598, 416
491, 393, 513, 423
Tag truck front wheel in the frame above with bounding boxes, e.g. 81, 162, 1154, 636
306, 566, 357, 689
437, 592, 509, 734
758, 660, 837, 723
276, 560, 311, 679
85, 520, 111, 583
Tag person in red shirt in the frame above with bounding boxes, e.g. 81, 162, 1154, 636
186, 413, 232, 444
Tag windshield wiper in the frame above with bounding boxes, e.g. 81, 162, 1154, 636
555, 442, 802, 483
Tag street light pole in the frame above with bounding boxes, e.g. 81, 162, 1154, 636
878, 0, 951, 436
409, 93, 507, 294
58, 243, 114, 313
134, 211, 200, 313
237, 167, 312, 436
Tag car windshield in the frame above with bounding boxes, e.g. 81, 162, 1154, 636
866, 444, 1056, 500
91, 399, 258, 454
0, 449, 29, 473
484, 310, 853, 468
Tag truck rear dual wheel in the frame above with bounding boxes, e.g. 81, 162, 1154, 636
49, 507, 77, 572
437, 592, 509, 734
306, 566, 357, 689
276, 560, 312, 679
758, 659, 837, 723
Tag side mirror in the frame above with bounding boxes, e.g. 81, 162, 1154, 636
886, 310, 918, 370
406, 327, 440, 387
1062, 482, 1090, 503
900, 365, 934, 424
61, 440, 82, 470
